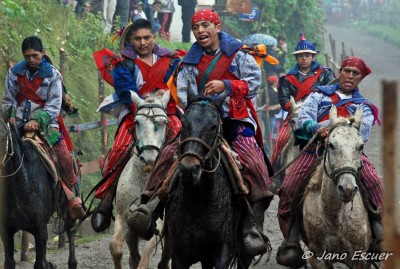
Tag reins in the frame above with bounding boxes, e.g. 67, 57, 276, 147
0, 121, 25, 178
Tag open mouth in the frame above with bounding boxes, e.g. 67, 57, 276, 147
198, 35, 209, 43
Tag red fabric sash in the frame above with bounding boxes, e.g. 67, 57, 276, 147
134, 56, 171, 97
16, 75, 45, 106
285, 69, 324, 102
196, 53, 236, 88
318, 93, 352, 122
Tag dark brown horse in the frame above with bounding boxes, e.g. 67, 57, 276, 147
165, 96, 254, 269
0, 118, 78, 269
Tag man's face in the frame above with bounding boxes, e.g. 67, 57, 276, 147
154, 3, 161, 11
192, 21, 221, 52
338, 67, 362, 94
295, 52, 314, 69
23, 49, 44, 71
129, 28, 156, 57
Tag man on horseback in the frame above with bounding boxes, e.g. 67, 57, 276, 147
276, 56, 383, 268
129, 9, 274, 256
270, 34, 335, 171
90, 19, 182, 232
1, 36, 86, 221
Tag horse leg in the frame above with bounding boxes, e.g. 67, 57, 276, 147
33, 225, 50, 269
109, 214, 126, 269
158, 221, 171, 269
1, 229, 16, 269
138, 219, 165, 269
65, 218, 78, 269
308, 256, 332, 269
214, 243, 233, 269
126, 229, 141, 269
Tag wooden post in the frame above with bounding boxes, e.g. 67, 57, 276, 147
20, 231, 31, 261
261, 69, 271, 152
382, 81, 400, 268
329, 34, 337, 74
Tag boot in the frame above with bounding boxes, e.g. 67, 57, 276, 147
127, 196, 161, 240
91, 193, 114, 233
369, 220, 383, 254
61, 180, 86, 221
243, 199, 271, 256
276, 216, 305, 269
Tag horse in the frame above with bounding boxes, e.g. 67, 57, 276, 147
109, 90, 171, 269
164, 95, 254, 269
269, 96, 301, 194
0, 118, 78, 269
302, 105, 372, 269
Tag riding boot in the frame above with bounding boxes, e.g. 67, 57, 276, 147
127, 195, 161, 240
276, 215, 305, 269
243, 199, 271, 256
91, 189, 115, 233
61, 180, 86, 221
368, 210, 383, 254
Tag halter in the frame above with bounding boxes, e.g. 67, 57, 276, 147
323, 123, 363, 184
176, 100, 223, 171
0, 120, 24, 178
134, 103, 168, 155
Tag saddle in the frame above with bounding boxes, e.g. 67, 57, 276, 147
22, 131, 59, 185
158, 139, 249, 201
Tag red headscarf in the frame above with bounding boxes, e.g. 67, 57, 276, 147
340, 56, 372, 79
191, 9, 221, 26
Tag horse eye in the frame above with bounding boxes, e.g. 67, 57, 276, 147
328, 142, 335, 149
358, 144, 364, 151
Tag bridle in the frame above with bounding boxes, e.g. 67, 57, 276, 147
176, 101, 223, 172
0, 120, 24, 178
323, 123, 363, 184
134, 103, 168, 155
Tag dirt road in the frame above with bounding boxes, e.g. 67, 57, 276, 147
4, 23, 400, 269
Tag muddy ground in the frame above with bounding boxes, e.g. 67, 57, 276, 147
2, 23, 400, 269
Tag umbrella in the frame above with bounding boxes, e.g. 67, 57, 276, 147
241, 33, 277, 46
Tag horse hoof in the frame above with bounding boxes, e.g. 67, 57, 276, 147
91, 211, 111, 232
276, 243, 305, 269
49, 261, 57, 269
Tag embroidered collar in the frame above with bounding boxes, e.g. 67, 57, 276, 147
11, 59, 53, 78
182, 31, 242, 64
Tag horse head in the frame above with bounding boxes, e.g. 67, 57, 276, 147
324, 105, 364, 203
131, 90, 170, 173
177, 96, 224, 187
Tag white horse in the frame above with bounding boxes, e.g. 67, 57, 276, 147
303, 105, 372, 269
109, 91, 170, 269
270, 96, 302, 193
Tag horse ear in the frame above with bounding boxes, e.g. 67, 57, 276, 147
353, 105, 363, 129
160, 90, 170, 108
213, 90, 228, 108
329, 105, 339, 125
131, 91, 145, 108
290, 96, 296, 111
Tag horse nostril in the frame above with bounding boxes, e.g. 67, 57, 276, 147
353, 186, 359, 194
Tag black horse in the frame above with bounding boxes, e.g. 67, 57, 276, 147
0, 118, 78, 269
165, 96, 254, 269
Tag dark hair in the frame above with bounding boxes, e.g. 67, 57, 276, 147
128, 19, 153, 36
277, 33, 287, 42
153, 0, 161, 5
21, 36, 43, 53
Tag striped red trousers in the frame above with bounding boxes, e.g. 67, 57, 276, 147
95, 113, 181, 199
270, 119, 291, 165
278, 150, 383, 231
145, 123, 273, 203
53, 128, 77, 186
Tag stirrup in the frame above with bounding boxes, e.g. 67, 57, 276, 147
127, 204, 159, 241
243, 226, 270, 256
276, 240, 305, 269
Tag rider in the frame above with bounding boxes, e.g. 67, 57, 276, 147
276, 56, 383, 268
129, 9, 274, 256
270, 34, 335, 168
90, 19, 182, 232
1, 36, 86, 221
